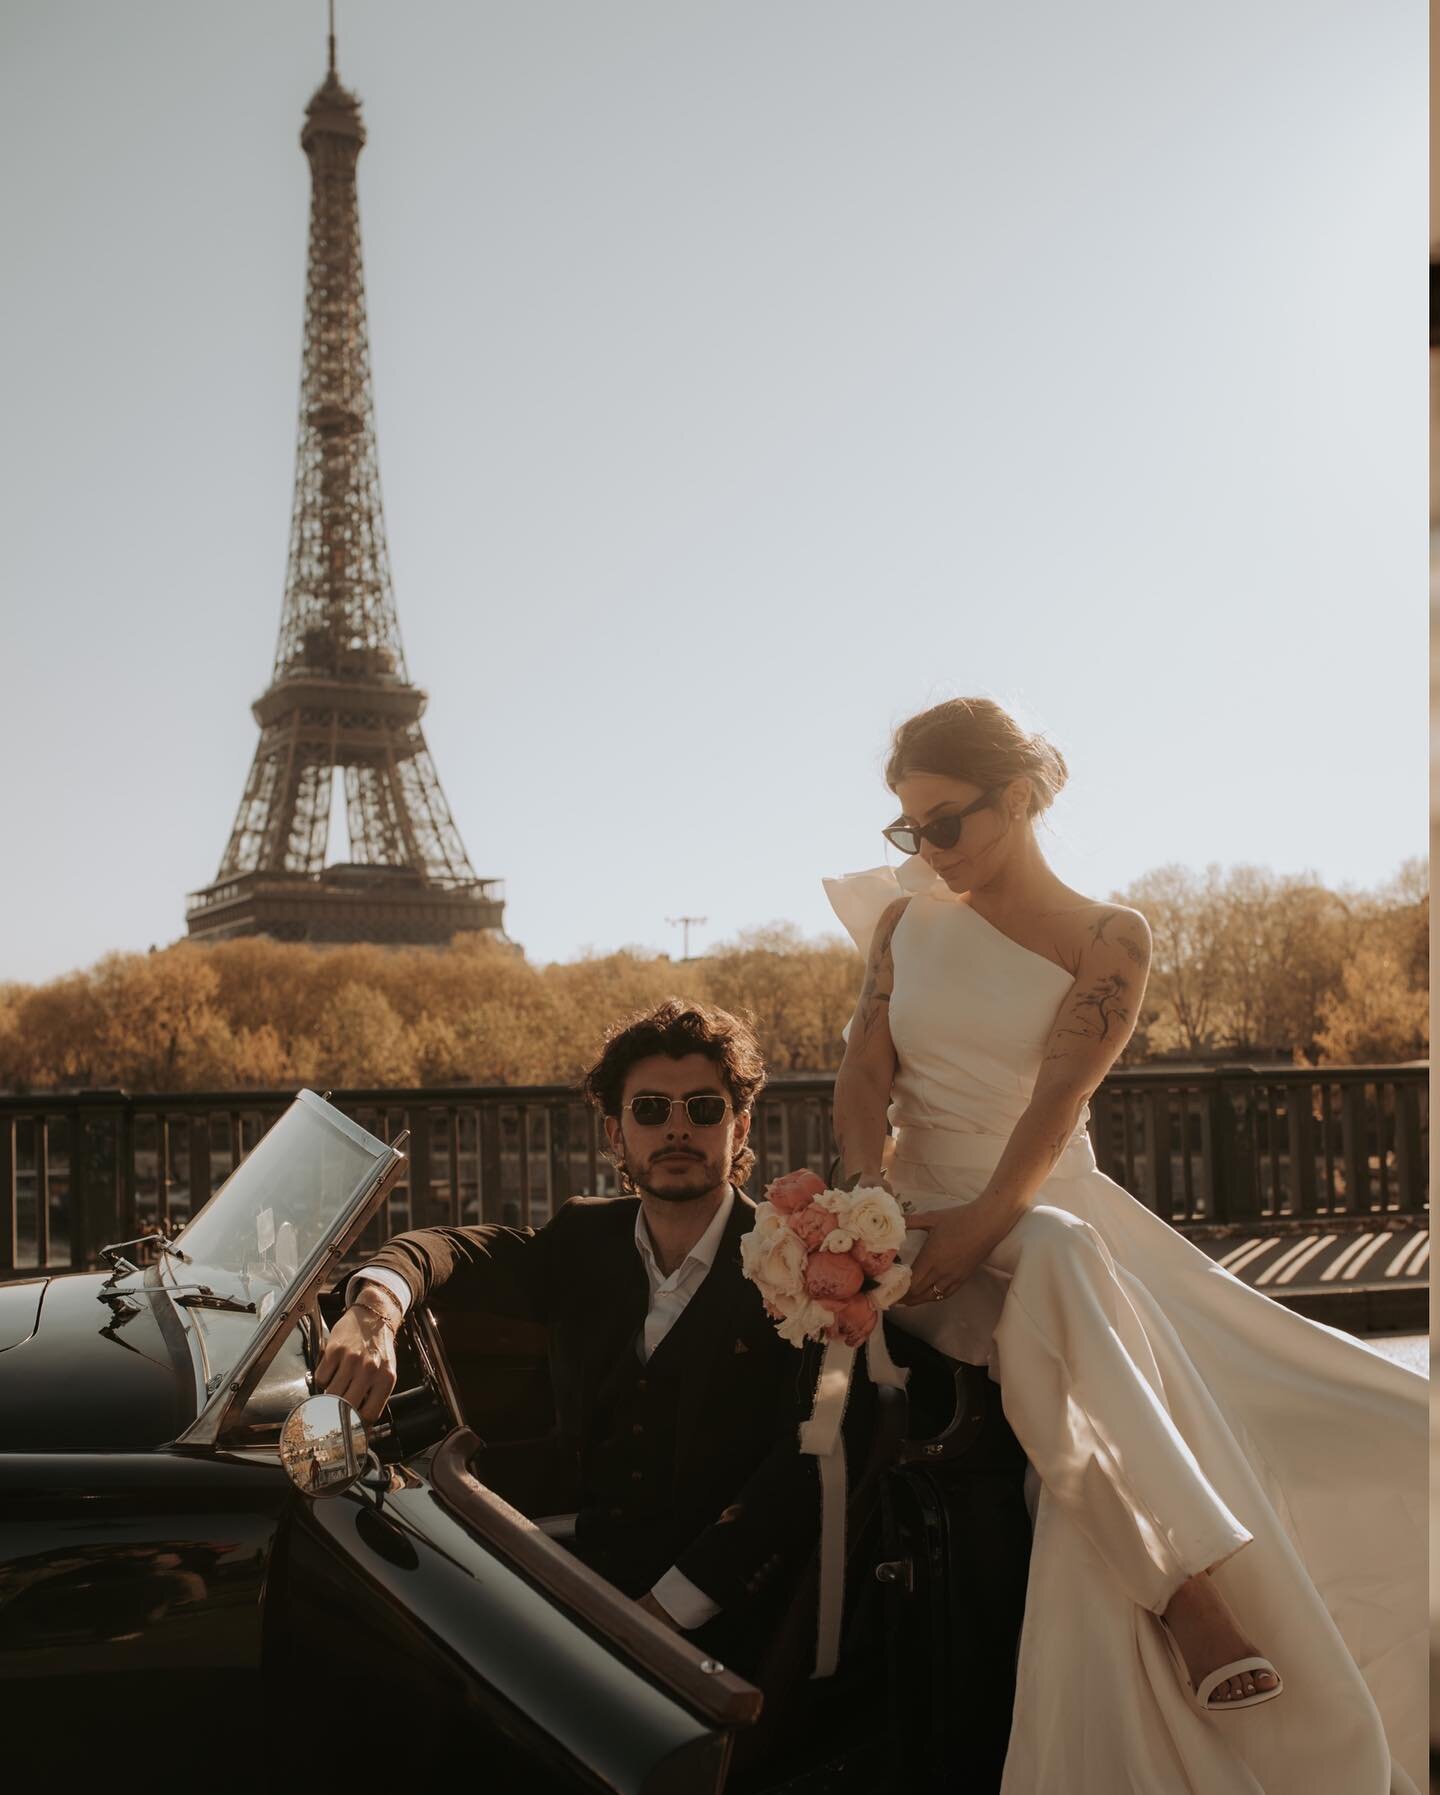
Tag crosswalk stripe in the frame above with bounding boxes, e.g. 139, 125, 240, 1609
1341, 1232, 1399, 1281
1273, 1235, 1338, 1285
1254, 1237, 1322, 1287
1383, 1234, 1429, 1279
1319, 1234, 1378, 1281
1224, 1238, 1284, 1277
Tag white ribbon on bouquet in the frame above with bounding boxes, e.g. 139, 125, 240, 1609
798, 1325, 909, 1678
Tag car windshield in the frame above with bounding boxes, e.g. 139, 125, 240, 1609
163, 1092, 392, 1400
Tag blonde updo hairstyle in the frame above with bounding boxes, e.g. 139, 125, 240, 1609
885, 698, 1069, 820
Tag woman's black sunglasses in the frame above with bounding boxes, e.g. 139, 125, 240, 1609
625, 1094, 732, 1128
882, 789, 999, 856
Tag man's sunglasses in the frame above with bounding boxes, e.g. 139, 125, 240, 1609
882, 789, 999, 857
625, 1094, 732, 1128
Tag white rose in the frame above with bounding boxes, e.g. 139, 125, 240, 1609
869, 1263, 913, 1311
747, 1225, 808, 1300
739, 1226, 767, 1277
814, 1189, 856, 1218
820, 1230, 857, 1254
774, 1297, 834, 1348
740, 1207, 792, 1276
847, 1189, 907, 1253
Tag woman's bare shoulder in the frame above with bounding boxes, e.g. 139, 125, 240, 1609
1048, 895, 1152, 969
865, 890, 908, 947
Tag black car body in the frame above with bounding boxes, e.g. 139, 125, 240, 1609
0, 1092, 1029, 1789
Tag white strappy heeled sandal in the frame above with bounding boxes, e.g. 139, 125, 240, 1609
1161, 1623, 1285, 1713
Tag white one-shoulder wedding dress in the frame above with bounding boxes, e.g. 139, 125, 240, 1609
824, 860, 1426, 1795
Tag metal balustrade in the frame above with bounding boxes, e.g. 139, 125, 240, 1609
0, 1064, 1426, 1279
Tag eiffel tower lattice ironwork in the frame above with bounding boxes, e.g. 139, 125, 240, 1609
188, 37, 504, 948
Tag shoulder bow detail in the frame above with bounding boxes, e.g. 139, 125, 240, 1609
821, 857, 959, 960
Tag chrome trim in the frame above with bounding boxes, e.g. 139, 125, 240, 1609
146, 1261, 213, 1415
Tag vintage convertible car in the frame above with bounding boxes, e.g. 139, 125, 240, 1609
0, 1092, 1030, 1790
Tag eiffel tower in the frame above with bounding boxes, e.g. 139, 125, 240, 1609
187, 24, 505, 948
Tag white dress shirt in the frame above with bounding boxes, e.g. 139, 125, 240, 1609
633, 1185, 734, 1362
349, 1187, 736, 1630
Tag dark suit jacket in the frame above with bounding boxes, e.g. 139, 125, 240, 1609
363, 1189, 871, 1619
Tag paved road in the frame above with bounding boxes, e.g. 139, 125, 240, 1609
1204, 1226, 1429, 1294
1355, 1332, 1426, 1375
1194, 1225, 1427, 1336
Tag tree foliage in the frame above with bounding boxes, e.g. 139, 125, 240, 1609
0, 860, 1424, 1093
1112, 857, 1427, 1065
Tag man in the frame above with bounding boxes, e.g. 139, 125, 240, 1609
317, 998, 867, 1673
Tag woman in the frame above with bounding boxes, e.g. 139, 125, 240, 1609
826, 697, 1424, 1795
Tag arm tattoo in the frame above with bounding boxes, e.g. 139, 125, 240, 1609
855, 905, 904, 1043
1058, 972, 1131, 1042
872, 903, 904, 972
1089, 910, 1147, 966
855, 972, 889, 1045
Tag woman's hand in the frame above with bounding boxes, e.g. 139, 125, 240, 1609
901, 1205, 997, 1305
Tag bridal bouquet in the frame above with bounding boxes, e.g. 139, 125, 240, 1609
740, 1167, 912, 1679
740, 1168, 912, 1350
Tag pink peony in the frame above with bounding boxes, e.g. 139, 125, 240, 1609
787, 1204, 839, 1250
804, 1250, 865, 1309
855, 1246, 897, 1280
828, 1294, 879, 1347
767, 1169, 827, 1214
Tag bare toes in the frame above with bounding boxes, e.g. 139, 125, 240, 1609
1208, 1668, 1277, 1705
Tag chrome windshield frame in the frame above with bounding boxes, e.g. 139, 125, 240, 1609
171, 1090, 408, 1451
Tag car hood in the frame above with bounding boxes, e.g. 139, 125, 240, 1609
0, 1272, 199, 1451
0, 1277, 45, 1351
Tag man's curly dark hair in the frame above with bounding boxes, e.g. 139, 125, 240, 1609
581, 999, 766, 1191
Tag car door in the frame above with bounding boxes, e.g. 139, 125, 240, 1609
269, 1426, 749, 1793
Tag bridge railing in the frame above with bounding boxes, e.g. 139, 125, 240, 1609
0, 1063, 1426, 1278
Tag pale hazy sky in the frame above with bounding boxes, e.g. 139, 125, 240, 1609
0, 0, 1425, 983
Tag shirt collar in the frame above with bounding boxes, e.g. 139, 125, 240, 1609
634, 1185, 736, 1287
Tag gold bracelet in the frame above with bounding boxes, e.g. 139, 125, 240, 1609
354, 1288, 402, 1330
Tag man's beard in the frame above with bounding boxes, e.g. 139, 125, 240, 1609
623, 1144, 729, 1203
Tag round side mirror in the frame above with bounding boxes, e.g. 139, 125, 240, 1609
280, 1394, 369, 1497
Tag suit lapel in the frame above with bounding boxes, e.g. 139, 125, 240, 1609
670, 1191, 756, 1465
575, 1201, 650, 1428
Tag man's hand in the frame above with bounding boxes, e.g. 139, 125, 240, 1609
313, 1285, 402, 1425
636, 1591, 682, 1632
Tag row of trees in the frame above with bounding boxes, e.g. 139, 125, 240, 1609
0, 924, 860, 1094
1121, 859, 1427, 1064
0, 860, 1425, 1093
